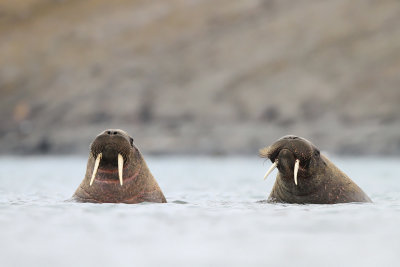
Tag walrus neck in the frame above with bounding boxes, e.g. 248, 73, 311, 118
133, 158, 153, 186
74, 159, 151, 203
271, 172, 322, 203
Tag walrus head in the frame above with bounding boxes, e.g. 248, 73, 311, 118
73, 129, 167, 203
89, 129, 135, 186
259, 135, 325, 194
259, 135, 372, 204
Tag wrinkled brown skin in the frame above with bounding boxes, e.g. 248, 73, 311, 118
260, 135, 372, 204
73, 129, 166, 204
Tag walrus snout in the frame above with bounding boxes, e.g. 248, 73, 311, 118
88, 129, 136, 186
260, 136, 317, 185
277, 149, 296, 173
90, 129, 134, 161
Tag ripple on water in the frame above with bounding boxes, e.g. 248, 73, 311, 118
0, 156, 399, 267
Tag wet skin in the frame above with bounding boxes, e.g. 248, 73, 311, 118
73, 129, 166, 204
260, 135, 372, 204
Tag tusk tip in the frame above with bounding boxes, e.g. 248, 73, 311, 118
118, 154, 124, 187
294, 159, 300, 186
89, 153, 102, 187
263, 160, 278, 181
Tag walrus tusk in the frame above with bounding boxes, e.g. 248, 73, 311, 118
294, 159, 300, 186
118, 154, 123, 186
90, 153, 102, 186
264, 160, 278, 180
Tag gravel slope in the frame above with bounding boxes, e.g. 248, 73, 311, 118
1, 0, 400, 155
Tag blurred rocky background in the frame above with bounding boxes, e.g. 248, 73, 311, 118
1, 0, 400, 155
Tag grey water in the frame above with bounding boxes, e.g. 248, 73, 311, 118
0, 156, 399, 267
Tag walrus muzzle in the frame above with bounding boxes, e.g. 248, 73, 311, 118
89, 130, 133, 186
261, 135, 315, 186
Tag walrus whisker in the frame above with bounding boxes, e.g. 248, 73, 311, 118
294, 159, 300, 186
264, 160, 278, 180
90, 153, 102, 186
118, 153, 123, 186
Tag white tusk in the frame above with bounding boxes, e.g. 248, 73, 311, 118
90, 153, 102, 186
264, 160, 278, 180
118, 154, 123, 186
294, 159, 300, 186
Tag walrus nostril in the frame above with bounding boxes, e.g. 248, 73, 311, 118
105, 131, 119, 135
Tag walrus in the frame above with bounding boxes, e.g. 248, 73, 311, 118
259, 135, 371, 204
73, 129, 166, 203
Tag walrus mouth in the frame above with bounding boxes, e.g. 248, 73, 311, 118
89, 153, 124, 186
263, 158, 300, 185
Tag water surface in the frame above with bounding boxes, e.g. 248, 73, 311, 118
0, 156, 399, 267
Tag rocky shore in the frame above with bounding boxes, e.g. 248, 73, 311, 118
1, 0, 400, 155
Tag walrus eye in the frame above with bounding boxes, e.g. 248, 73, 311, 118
314, 150, 320, 157
129, 137, 134, 147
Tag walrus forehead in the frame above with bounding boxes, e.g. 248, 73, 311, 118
259, 136, 317, 162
